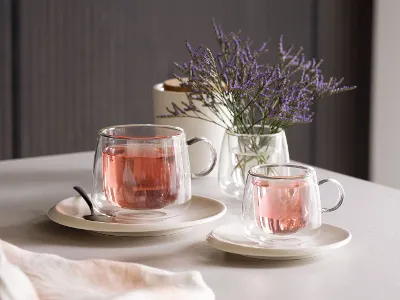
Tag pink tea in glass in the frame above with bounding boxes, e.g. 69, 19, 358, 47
253, 179, 308, 234
102, 144, 179, 209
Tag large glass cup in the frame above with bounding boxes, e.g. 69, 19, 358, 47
92, 124, 216, 220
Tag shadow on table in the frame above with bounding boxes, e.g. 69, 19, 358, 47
187, 241, 323, 268
131, 241, 322, 269
0, 215, 196, 249
1, 218, 325, 268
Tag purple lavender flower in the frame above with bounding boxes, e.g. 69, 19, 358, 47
159, 20, 356, 134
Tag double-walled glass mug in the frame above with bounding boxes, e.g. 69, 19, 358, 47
242, 164, 344, 246
92, 124, 217, 220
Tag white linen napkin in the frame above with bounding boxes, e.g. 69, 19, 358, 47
0, 240, 214, 300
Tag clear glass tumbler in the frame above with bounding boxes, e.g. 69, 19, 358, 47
92, 124, 216, 220
242, 164, 344, 246
218, 127, 290, 199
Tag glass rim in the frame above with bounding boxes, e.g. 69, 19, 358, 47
98, 124, 184, 140
248, 164, 315, 180
226, 126, 283, 137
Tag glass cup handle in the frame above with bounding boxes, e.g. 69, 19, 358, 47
319, 178, 345, 213
187, 137, 217, 178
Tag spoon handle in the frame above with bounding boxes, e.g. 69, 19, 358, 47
73, 186, 95, 215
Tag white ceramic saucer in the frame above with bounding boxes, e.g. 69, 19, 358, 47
207, 223, 351, 260
48, 195, 226, 236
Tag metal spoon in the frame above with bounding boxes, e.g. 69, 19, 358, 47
73, 186, 113, 222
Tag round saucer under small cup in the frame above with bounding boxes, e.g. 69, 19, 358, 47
207, 223, 351, 260
48, 195, 226, 237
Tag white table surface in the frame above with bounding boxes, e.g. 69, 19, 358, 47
0, 152, 399, 299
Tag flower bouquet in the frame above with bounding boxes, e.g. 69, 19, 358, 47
160, 20, 356, 198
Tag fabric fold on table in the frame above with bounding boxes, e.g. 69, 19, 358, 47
0, 240, 214, 300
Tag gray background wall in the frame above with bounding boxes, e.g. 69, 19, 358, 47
371, 0, 400, 189
0, 0, 12, 160
0, 0, 372, 179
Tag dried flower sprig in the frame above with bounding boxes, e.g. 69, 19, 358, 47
160, 20, 356, 136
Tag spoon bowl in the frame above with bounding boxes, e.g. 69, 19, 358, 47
73, 186, 113, 223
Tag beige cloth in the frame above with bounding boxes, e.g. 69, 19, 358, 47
0, 240, 214, 300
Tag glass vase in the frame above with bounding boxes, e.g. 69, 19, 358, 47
218, 127, 290, 199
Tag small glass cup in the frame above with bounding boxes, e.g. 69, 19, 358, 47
242, 164, 344, 246
92, 124, 216, 220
